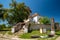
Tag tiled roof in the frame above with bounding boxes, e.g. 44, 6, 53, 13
32, 13, 39, 17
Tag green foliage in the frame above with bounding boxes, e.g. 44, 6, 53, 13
0, 4, 3, 8
0, 4, 8, 21
39, 17, 50, 24
0, 24, 11, 30
0, 0, 31, 25
7, 0, 31, 25
0, 24, 6, 30
0, 4, 3, 19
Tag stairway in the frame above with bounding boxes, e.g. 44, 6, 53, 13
14, 29, 24, 36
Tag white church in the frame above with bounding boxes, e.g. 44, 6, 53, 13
29, 13, 43, 24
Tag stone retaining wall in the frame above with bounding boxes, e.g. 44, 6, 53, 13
11, 22, 25, 33
30, 24, 51, 31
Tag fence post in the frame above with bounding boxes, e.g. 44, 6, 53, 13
40, 26, 43, 33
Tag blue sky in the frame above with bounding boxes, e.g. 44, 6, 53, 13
0, 0, 60, 24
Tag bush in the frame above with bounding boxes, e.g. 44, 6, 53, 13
0, 24, 11, 31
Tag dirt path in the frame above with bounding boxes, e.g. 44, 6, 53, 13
56, 36, 60, 40
0, 33, 37, 40
0, 36, 37, 40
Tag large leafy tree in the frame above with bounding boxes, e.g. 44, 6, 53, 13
0, 24, 6, 30
0, 0, 31, 25
39, 17, 50, 33
0, 4, 8, 20
39, 17, 50, 24
0, 4, 4, 19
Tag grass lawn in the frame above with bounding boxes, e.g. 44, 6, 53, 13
0, 27, 12, 35
19, 30, 59, 40
19, 30, 47, 39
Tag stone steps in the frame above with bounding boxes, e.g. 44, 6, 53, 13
14, 29, 24, 36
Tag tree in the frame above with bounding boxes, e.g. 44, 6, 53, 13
0, 4, 3, 19
0, 4, 8, 21
0, 24, 6, 30
0, 0, 31, 25
39, 17, 50, 24
39, 17, 50, 33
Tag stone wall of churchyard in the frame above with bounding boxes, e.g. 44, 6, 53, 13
55, 23, 60, 30
30, 24, 51, 31
11, 22, 60, 33
29, 23, 60, 31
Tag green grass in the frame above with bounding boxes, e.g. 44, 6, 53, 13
56, 30, 60, 36
0, 27, 12, 35
19, 30, 47, 39
0, 31, 13, 35
19, 30, 59, 40
38, 35, 58, 40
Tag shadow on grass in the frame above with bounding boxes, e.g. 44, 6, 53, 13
56, 34, 60, 35
56, 31, 60, 36
0, 30, 10, 31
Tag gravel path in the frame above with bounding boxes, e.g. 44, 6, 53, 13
0, 34, 37, 40
0, 37, 37, 40
56, 36, 60, 40
0, 33, 58, 40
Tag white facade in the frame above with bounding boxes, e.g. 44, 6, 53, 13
11, 27, 15, 33
33, 16, 41, 24
23, 25, 28, 33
